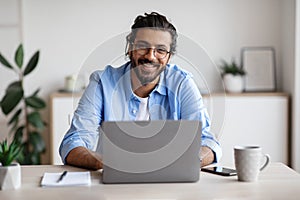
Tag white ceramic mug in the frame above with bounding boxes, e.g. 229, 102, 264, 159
234, 146, 270, 182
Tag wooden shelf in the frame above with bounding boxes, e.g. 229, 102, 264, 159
203, 92, 289, 98
50, 92, 83, 98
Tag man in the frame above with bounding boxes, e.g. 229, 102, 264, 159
59, 12, 221, 170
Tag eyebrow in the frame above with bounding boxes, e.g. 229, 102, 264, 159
134, 40, 169, 49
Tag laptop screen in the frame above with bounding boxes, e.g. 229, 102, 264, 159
97, 120, 202, 183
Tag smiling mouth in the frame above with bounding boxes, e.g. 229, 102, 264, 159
139, 63, 158, 72
142, 63, 156, 68
132, 62, 164, 85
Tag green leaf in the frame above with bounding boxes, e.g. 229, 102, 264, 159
25, 96, 46, 109
0, 140, 7, 153
0, 143, 3, 153
7, 141, 20, 165
19, 146, 40, 165
16, 145, 25, 164
3, 140, 8, 152
23, 51, 39, 76
30, 88, 40, 97
7, 81, 22, 90
29, 132, 45, 153
14, 126, 24, 144
29, 152, 40, 165
27, 112, 44, 129
220, 59, 246, 76
8, 115, 21, 135
0, 139, 22, 166
15, 44, 24, 68
9, 118, 21, 134
0, 53, 13, 69
0, 81, 24, 115
8, 108, 22, 125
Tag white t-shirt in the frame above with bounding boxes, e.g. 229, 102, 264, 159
135, 96, 150, 120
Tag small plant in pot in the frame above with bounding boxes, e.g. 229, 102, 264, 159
220, 59, 246, 93
0, 139, 23, 190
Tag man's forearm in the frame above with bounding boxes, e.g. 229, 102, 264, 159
200, 146, 215, 167
65, 146, 103, 170
65, 146, 213, 169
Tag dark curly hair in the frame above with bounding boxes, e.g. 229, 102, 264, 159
125, 12, 178, 56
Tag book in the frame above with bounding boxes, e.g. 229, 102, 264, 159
41, 171, 91, 187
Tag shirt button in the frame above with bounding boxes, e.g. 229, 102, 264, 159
132, 109, 137, 114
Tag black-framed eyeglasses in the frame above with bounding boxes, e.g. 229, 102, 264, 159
132, 42, 171, 59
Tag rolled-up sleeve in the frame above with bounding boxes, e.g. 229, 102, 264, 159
59, 71, 104, 163
179, 76, 222, 163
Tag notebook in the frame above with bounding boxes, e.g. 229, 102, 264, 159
98, 120, 202, 184
41, 171, 91, 187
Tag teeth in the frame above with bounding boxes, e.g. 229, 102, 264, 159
143, 63, 154, 68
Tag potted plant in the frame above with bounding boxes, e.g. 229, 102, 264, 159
0, 139, 23, 190
0, 44, 46, 164
220, 59, 246, 93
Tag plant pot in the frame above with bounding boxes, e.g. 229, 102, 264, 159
223, 74, 244, 93
0, 163, 21, 190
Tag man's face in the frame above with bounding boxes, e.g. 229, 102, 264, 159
129, 28, 172, 85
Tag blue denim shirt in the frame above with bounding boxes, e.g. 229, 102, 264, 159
59, 62, 222, 163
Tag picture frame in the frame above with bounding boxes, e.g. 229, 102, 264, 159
241, 47, 276, 92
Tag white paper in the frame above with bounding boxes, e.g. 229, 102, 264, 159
41, 171, 91, 187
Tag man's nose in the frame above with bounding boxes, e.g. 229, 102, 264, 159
144, 48, 156, 61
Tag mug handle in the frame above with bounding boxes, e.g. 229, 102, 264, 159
260, 154, 270, 171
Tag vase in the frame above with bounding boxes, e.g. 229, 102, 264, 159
0, 163, 21, 190
223, 74, 244, 93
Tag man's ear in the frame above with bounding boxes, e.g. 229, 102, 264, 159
128, 49, 133, 58
127, 43, 133, 57
166, 53, 172, 63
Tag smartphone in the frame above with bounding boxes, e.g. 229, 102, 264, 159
201, 166, 237, 176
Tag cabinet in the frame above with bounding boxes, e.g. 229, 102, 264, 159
203, 93, 289, 167
50, 93, 81, 164
50, 92, 290, 166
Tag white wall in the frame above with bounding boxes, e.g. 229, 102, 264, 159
0, 0, 296, 164
292, 0, 300, 172
20, 0, 288, 94
0, 0, 22, 141
281, 1, 296, 93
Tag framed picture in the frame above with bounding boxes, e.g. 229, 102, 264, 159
241, 47, 276, 92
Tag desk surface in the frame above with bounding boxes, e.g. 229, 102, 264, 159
0, 163, 299, 200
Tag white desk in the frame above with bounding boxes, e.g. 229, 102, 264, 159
0, 163, 299, 199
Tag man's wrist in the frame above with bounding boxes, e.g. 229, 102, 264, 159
200, 146, 214, 167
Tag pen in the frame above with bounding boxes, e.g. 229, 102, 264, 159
57, 171, 68, 183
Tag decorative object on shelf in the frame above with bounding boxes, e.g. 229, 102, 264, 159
58, 74, 85, 93
64, 74, 77, 92
0, 44, 46, 165
241, 47, 276, 92
0, 139, 22, 190
220, 59, 246, 93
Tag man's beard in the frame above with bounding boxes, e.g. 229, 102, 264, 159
131, 58, 166, 85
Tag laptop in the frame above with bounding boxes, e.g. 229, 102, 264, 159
98, 120, 202, 184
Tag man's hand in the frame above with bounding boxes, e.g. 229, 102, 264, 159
200, 146, 215, 167
65, 146, 213, 169
65, 146, 103, 170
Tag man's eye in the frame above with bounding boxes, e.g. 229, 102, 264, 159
156, 48, 167, 54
